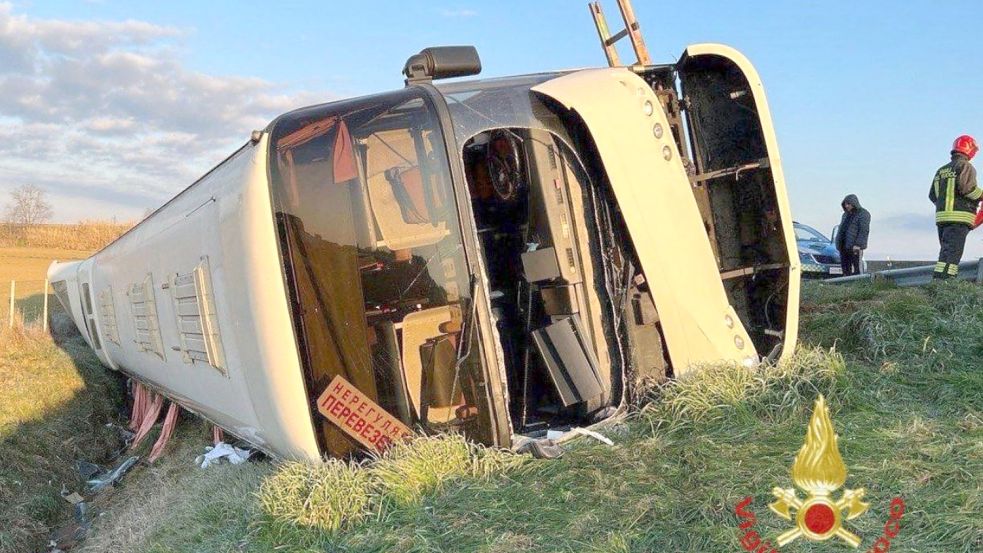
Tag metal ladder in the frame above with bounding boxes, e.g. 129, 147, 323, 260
589, 1, 724, 262
588, 0, 652, 67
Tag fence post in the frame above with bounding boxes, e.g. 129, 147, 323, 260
8, 280, 14, 329
42, 278, 49, 332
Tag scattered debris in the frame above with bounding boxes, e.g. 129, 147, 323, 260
545, 426, 614, 446
515, 438, 565, 459
47, 498, 92, 551
196, 442, 253, 468
87, 456, 140, 492
75, 460, 102, 481
106, 422, 135, 445
570, 427, 614, 446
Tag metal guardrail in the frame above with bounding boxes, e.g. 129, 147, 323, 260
825, 258, 983, 287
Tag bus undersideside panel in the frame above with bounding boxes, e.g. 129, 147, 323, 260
678, 47, 797, 359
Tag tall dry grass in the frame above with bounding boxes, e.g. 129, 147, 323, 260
0, 221, 134, 251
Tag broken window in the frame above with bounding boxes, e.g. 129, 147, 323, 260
461, 127, 627, 434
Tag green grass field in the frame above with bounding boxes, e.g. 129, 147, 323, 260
2, 278, 980, 553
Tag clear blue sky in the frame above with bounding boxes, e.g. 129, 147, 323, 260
4, 1, 983, 258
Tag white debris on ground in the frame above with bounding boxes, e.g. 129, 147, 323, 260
546, 427, 615, 445
569, 427, 614, 445
195, 442, 253, 468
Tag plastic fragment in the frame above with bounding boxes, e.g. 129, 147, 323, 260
87, 455, 139, 492
571, 427, 614, 446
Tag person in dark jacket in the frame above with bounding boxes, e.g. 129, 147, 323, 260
929, 135, 981, 279
835, 194, 870, 276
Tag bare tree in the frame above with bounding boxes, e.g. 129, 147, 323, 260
4, 184, 53, 225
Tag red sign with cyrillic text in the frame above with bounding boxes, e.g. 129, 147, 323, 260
316, 375, 413, 452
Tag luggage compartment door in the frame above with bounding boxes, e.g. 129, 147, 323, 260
677, 43, 799, 360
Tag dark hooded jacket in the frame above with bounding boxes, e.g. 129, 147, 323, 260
836, 194, 871, 251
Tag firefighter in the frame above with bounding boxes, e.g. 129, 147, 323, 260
836, 194, 870, 276
930, 135, 981, 279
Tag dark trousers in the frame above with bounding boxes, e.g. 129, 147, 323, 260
840, 249, 862, 276
934, 223, 970, 279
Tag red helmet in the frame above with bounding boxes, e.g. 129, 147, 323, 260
952, 135, 979, 159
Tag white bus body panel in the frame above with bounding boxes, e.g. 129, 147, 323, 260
49, 136, 321, 460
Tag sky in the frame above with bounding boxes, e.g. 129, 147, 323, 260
1, 1, 981, 259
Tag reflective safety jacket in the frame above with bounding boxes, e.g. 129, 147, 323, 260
930, 153, 981, 226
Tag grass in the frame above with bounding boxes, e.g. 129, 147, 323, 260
253, 435, 521, 548
0, 224, 131, 552
4, 279, 981, 552
0, 323, 125, 553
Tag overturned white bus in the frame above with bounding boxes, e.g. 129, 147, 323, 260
49, 43, 799, 460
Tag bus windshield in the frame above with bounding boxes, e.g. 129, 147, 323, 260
269, 88, 492, 457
